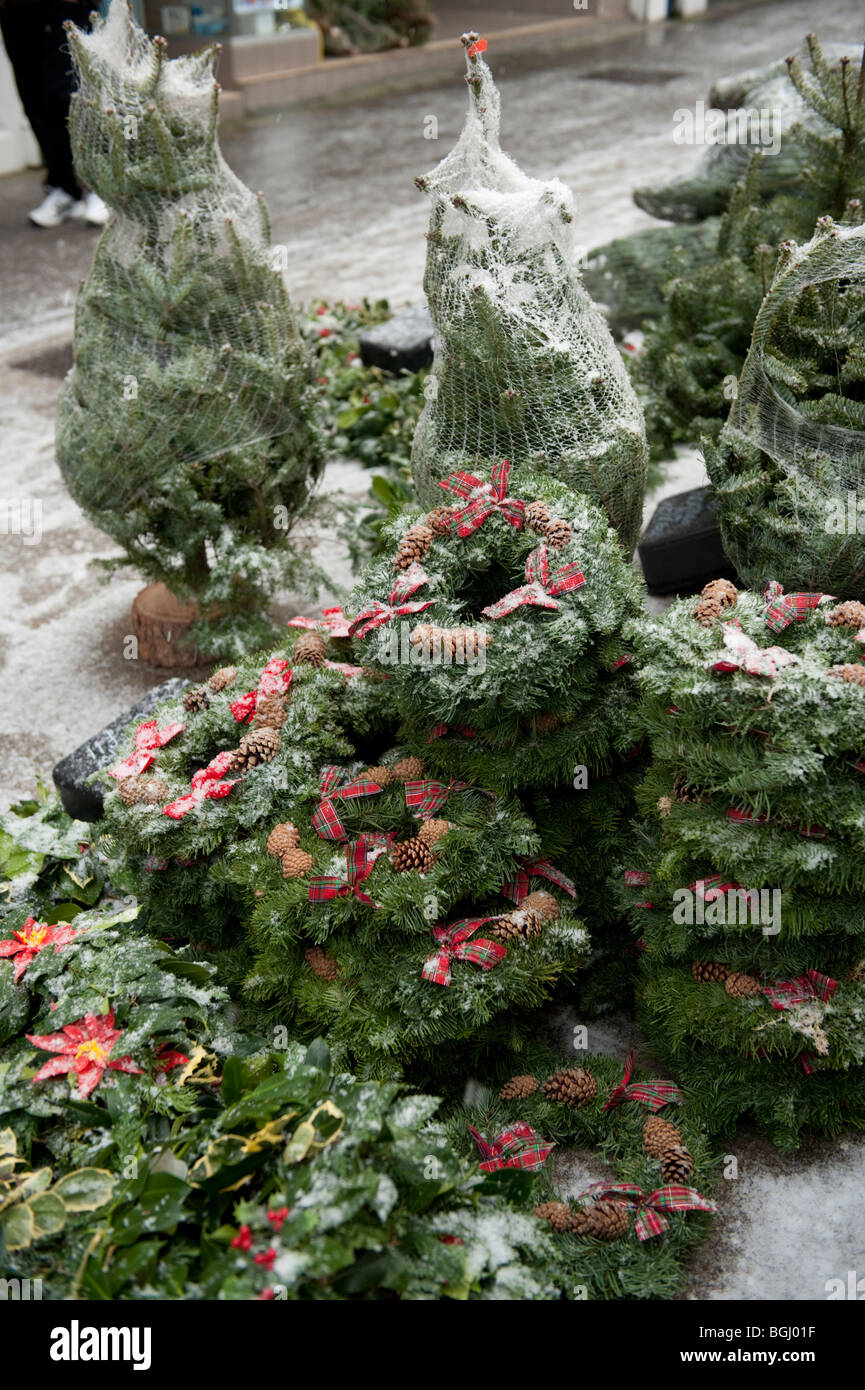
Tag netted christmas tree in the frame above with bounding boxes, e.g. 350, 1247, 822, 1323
411, 34, 647, 555
56, 0, 324, 659
621, 578, 865, 1149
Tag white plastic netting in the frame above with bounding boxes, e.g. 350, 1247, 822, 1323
410, 36, 647, 555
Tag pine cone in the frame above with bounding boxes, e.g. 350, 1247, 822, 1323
267, 822, 300, 857
391, 837, 434, 873
362, 765, 396, 787
208, 665, 237, 692
305, 946, 340, 982
392, 755, 424, 782
282, 847, 314, 879
827, 663, 865, 686
542, 1067, 597, 1108
411, 624, 491, 662
251, 693, 288, 730
533, 713, 560, 734
117, 776, 144, 806
525, 500, 551, 534
417, 818, 452, 848
657, 795, 673, 817
544, 518, 572, 550
293, 631, 327, 666
426, 506, 454, 535
660, 1144, 694, 1184
393, 523, 433, 572
725, 970, 761, 998
521, 891, 559, 923
673, 770, 702, 803
826, 600, 865, 630
533, 1201, 573, 1234
643, 1115, 682, 1158
692, 960, 731, 984
183, 686, 210, 713
569, 1201, 629, 1242
228, 726, 281, 772
693, 578, 738, 627
141, 778, 170, 805
488, 909, 543, 943
499, 1073, 538, 1100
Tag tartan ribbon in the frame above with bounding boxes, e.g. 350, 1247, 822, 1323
502, 857, 577, 904
602, 1052, 683, 1113
437, 459, 525, 538
708, 620, 799, 679
308, 835, 388, 908
426, 722, 477, 742
230, 657, 291, 723
580, 1183, 717, 1242
422, 917, 507, 987
726, 807, 826, 839
612, 654, 632, 671
623, 869, 650, 887
287, 606, 352, 638
480, 543, 585, 620
687, 874, 743, 901
405, 778, 468, 819
468, 1122, 553, 1173
466, 36, 487, 58
854, 760, 865, 775
348, 563, 433, 639
109, 718, 185, 779
762, 968, 837, 1012
163, 751, 237, 820
311, 765, 384, 842
762, 580, 833, 633
323, 660, 368, 679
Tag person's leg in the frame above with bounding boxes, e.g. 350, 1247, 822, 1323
0, 2, 87, 198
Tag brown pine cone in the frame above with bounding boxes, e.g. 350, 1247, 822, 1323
251, 692, 288, 731
228, 726, 281, 772
692, 960, 731, 984
362, 765, 396, 787
673, 770, 702, 803
393, 523, 433, 572
569, 1201, 629, 1242
391, 837, 434, 873
426, 506, 455, 535
417, 818, 452, 848
827, 663, 865, 686
282, 847, 314, 879
293, 631, 327, 667
643, 1114, 682, 1158
542, 1067, 597, 1108
533, 713, 561, 734
392, 755, 424, 782
725, 970, 761, 998
693, 578, 738, 627
448, 627, 491, 661
520, 890, 559, 923
117, 776, 145, 806
141, 778, 170, 805
846, 959, 865, 983
183, 686, 210, 713
660, 1144, 694, 1184
533, 1201, 573, 1234
825, 600, 865, 630
267, 822, 300, 858
305, 946, 340, 982
544, 518, 572, 550
499, 1074, 539, 1101
208, 665, 237, 692
657, 795, 673, 817
525, 500, 551, 534
488, 908, 543, 943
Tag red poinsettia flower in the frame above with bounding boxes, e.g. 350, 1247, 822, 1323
154, 1044, 190, 1073
0, 917, 79, 983
27, 1009, 143, 1098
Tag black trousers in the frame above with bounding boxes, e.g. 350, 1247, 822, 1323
0, 2, 93, 198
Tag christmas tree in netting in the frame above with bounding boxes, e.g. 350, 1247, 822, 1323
56, 0, 324, 658
411, 34, 647, 555
621, 578, 865, 1149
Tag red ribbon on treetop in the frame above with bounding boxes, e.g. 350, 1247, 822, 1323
405, 778, 468, 819
163, 751, 237, 819
311, 765, 384, 842
502, 856, 577, 904
762, 968, 837, 1012
308, 835, 389, 908
230, 657, 291, 724
422, 917, 507, 987
481, 543, 585, 620
437, 459, 525, 538
603, 1051, 683, 1113
708, 620, 799, 679
348, 563, 433, 639
466, 36, 487, 58
762, 580, 833, 633
468, 1121, 553, 1173
109, 718, 185, 779
287, 606, 352, 638
426, 722, 477, 742
578, 1183, 717, 1242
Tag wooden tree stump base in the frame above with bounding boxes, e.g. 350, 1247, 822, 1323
132, 582, 202, 668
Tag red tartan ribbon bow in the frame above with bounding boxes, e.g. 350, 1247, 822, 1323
348, 563, 434, 639
230, 657, 291, 723
580, 1183, 717, 1241
762, 580, 833, 633
287, 606, 352, 638
708, 621, 799, 679
623, 869, 651, 887
422, 917, 507, 987
466, 36, 487, 57
437, 460, 525, 538
481, 544, 585, 620
163, 751, 237, 819
323, 660, 367, 679
426, 722, 477, 742
726, 807, 826, 839
602, 1052, 683, 1113
109, 718, 185, 779
762, 968, 837, 1012
468, 1122, 553, 1173
687, 874, 743, 900
308, 835, 388, 908
405, 779, 468, 819
311, 765, 384, 842
502, 857, 577, 904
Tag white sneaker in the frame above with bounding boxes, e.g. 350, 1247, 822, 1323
80, 191, 111, 227
28, 187, 79, 228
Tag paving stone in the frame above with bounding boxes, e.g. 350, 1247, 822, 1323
358, 306, 434, 374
